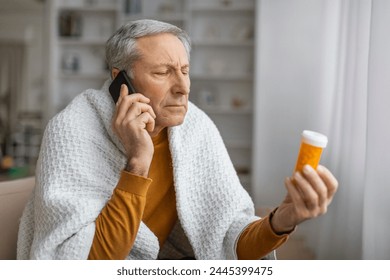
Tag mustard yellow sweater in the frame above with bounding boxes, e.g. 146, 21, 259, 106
88, 129, 289, 260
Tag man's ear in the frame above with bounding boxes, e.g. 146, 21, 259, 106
111, 68, 120, 79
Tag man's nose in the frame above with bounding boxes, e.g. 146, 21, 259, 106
173, 72, 190, 95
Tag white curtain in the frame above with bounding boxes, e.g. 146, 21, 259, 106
253, 0, 390, 259
362, 0, 390, 259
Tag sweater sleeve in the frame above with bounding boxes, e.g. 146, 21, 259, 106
236, 214, 291, 260
88, 170, 152, 260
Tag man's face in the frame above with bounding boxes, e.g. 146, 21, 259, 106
131, 33, 190, 130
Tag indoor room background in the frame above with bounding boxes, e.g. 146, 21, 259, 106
0, 0, 389, 260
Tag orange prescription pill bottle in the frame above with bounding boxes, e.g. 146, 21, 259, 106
294, 130, 328, 173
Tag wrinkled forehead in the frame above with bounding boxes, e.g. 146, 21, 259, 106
135, 33, 189, 64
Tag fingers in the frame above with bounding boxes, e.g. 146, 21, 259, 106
113, 86, 156, 132
317, 165, 339, 202
114, 105, 155, 135
113, 85, 150, 121
117, 84, 149, 104
283, 165, 338, 227
301, 165, 328, 211
290, 164, 338, 217
285, 177, 306, 210
284, 177, 311, 222
139, 112, 155, 133
293, 171, 321, 211
118, 83, 129, 103
116, 99, 155, 124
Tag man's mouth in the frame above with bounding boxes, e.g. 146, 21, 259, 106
166, 104, 185, 107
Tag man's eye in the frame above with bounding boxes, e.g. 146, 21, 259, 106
155, 71, 168, 75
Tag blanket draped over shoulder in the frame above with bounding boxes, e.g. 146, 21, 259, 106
17, 80, 267, 260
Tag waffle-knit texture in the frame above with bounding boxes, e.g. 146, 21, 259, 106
17, 80, 260, 260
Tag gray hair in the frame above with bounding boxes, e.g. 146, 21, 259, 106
105, 19, 191, 78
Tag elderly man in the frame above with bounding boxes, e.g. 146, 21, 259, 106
17, 20, 338, 260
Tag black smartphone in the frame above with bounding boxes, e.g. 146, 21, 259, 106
109, 70, 137, 103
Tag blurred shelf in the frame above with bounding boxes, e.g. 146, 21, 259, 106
191, 74, 253, 81
58, 6, 118, 13
190, 7, 254, 13
202, 107, 252, 115
192, 40, 254, 47
59, 38, 107, 46
238, 173, 251, 184
59, 72, 109, 80
122, 12, 187, 22
225, 141, 251, 149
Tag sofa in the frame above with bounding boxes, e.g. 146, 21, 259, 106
0, 177, 34, 259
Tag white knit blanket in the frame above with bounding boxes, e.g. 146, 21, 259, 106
17, 80, 264, 260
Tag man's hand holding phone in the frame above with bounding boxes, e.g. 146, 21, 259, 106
111, 84, 156, 177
